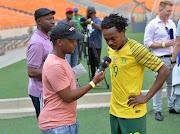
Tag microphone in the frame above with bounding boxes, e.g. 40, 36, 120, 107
169, 28, 174, 40
95, 56, 111, 75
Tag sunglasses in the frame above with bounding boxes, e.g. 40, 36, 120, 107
165, 27, 169, 35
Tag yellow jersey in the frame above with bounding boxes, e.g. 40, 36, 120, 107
108, 38, 164, 118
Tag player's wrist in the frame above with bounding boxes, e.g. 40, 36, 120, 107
145, 95, 150, 101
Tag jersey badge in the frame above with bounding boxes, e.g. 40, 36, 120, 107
121, 58, 126, 65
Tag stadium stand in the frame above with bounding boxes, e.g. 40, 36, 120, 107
90, 0, 134, 8
0, 7, 34, 29
0, 0, 106, 53
134, 0, 155, 11
0, 0, 106, 30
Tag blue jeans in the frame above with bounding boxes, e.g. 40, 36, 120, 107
40, 122, 79, 134
66, 45, 78, 68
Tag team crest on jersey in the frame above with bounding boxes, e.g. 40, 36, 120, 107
121, 58, 126, 65
113, 57, 117, 62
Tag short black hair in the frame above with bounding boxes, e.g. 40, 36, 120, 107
101, 14, 128, 33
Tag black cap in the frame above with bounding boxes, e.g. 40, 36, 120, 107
50, 23, 84, 40
34, 8, 55, 20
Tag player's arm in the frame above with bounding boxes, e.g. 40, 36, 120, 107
127, 43, 169, 107
145, 64, 169, 100
128, 64, 169, 108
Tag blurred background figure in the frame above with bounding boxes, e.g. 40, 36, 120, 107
144, 0, 176, 121
84, 7, 102, 84
58, 7, 79, 68
72, 7, 87, 62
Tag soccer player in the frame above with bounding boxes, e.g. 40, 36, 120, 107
101, 14, 169, 134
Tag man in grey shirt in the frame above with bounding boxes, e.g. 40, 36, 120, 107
58, 7, 79, 68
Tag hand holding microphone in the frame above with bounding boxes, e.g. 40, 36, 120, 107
164, 28, 174, 47
95, 56, 111, 75
90, 56, 111, 87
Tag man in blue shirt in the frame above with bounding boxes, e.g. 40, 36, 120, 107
84, 7, 102, 80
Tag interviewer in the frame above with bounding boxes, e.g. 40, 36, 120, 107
38, 23, 105, 134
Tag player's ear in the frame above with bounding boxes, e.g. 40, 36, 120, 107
120, 29, 126, 36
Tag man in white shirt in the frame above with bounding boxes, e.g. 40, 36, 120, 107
144, 0, 177, 121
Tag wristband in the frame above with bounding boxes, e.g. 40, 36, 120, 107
162, 42, 165, 48
171, 61, 176, 64
90, 21, 93, 25
89, 81, 96, 88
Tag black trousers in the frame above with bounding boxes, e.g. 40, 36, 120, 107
88, 48, 101, 79
29, 94, 40, 118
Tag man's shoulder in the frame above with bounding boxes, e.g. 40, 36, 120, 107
58, 19, 67, 24
28, 32, 45, 48
168, 19, 176, 25
29, 32, 41, 44
94, 17, 101, 21
72, 20, 77, 24
127, 39, 145, 52
147, 18, 156, 26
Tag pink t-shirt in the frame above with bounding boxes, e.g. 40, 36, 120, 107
38, 54, 77, 130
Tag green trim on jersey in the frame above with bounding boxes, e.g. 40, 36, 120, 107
108, 38, 164, 119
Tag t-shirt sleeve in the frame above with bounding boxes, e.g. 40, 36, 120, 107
73, 21, 78, 29
144, 22, 154, 48
95, 18, 101, 25
130, 43, 164, 72
27, 42, 44, 68
46, 64, 70, 92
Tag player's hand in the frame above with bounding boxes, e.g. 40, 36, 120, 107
127, 93, 149, 108
92, 71, 105, 85
165, 40, 174, 47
